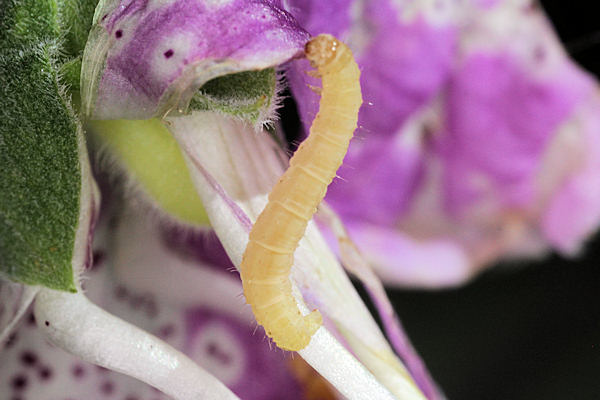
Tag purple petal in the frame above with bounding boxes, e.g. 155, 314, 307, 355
289, 0, 600, 286
327, 133, 425, 228
183, 308, 303, 399
283, 0, 353, 37
356, 4, 456, 137
82, 0, 309, 119
285, 0, 456, 138
434, 50, 593, 215
540, 94, 600, 253
343, 221, 472, 288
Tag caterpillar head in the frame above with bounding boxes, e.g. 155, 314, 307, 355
305, 34, 352, 74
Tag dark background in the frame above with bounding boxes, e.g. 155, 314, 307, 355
282, 2, 600, 399
390, 2, 600, 399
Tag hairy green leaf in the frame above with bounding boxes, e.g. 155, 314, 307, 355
0, 0, 86, 291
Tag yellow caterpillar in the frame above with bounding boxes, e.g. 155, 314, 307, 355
240, 34, 362, 351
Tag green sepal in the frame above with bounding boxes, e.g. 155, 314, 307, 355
0, 0, 88, 291
189, 68, 278, 126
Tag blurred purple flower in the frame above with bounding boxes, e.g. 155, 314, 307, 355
286, 0, 600, 287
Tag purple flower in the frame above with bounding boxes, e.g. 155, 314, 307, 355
286, 0, 600, 287
2, 0, 438, 399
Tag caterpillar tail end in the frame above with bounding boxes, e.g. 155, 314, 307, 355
275, 310, 323, 351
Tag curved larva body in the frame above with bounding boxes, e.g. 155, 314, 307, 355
240, 34, 362, 351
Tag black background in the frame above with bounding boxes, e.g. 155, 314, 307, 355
282, 2, 600, 399
389, 2, 600, 399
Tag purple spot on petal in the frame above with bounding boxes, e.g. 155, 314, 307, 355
10, 375, 27, 391
115, 286, 128, 300
44, 321, 49, 327
92, 250, 105, 269
71, 364, 86, 379
207, 342, 231, 364
38, 366, 52, 380
157, 324, 175, 338
100, 381, 114, 395
20, 351, 37, 366
164, 49, 174, 58
115, 30, 123, 39
27, 312, 35, 326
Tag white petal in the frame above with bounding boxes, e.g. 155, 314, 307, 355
34, 289, 239, 400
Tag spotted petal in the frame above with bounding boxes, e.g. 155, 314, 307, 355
81, 0, 309, 119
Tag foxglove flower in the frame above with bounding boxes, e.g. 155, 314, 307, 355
285, 0, 600, 287
2, 0, 438, 399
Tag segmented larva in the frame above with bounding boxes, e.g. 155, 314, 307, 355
240, 34, 362, 351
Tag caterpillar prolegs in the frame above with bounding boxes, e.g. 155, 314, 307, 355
240, 34, 362, 351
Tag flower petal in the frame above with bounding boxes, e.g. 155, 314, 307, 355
289, 0, 600, 287
540, 93, 600, 254
33, 289, 239, 400
102, 208, 333, 399
0, 307, 176, 399
169, 111, 426, 399
285, 0, 457, 138
342, 221, 472, 288
316, 204, 444, 399
82, 0, 309, 119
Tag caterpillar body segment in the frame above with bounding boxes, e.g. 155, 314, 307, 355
241, 34, 362, 351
